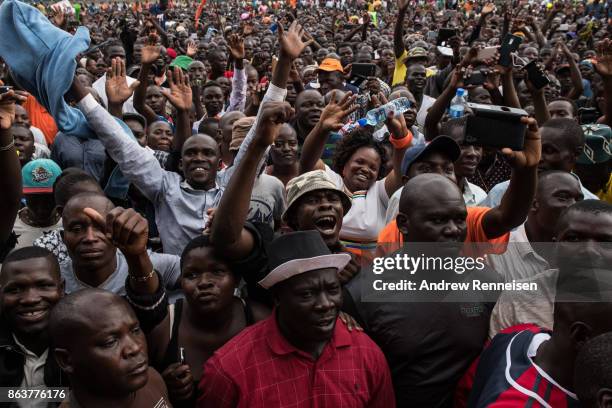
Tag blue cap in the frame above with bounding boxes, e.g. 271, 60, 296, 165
400, 136, 461, 175
456, 88, 465, 97
357, 118, 369, 127
22, 159, 62, 194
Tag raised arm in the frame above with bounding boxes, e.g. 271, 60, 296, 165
0, 89, 24, 249
593, 39, 612, 127
381, 96, 413, 197
227, 33, 247, 113
210, 102, 293, 259
559, 42, 584, 100
299, 92, 358, 174
70, 77, 166, 202
525, 69, 551, 125
219, 20, 311, 187
394, 0, 410, 59
133, 34, 162, 125
106, 58, 141, 118
482, 117, 541, 238
160, 67, 192, 154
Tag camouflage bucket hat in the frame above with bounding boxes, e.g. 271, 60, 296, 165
578, 124, 612, 165
282, 170, 352, 222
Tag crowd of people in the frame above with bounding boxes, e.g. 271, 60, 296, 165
0, 0, 611, 406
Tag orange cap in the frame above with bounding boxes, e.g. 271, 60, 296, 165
317, 58, 344, 73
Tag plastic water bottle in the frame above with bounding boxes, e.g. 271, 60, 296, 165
449, 88, 467, 118
364, 97, 412, 126
338, 118, 368, 137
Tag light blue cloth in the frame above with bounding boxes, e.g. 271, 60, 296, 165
0, 0, 91, 138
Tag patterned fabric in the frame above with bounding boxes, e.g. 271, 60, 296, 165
197, 315, 395, 408
283, 170, 352, 219
33, 229, 68, 265
467, 153, 512, 193
466, 325, 580, 408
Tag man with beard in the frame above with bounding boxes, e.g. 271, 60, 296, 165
0, 247, 68, 390
489, 199, 612, 336
292, 89, 324, 144
49, 290, 171, 408
198, 231, 394, 408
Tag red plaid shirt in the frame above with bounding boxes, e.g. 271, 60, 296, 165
197, 314, 395, 408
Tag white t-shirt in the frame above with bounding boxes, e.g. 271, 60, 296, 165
13, 212, 62, 250
324, 165, 389, 243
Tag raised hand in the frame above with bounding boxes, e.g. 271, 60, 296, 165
502, 116, 541, 169
380, 94, 409, 139
319, 91, 358, 132
227, 33, 245, 61
141, 33, 162, 65
160, 67, 192, 112
398, 0, 410, 12
255, 101, 294, 148
0, 86, 26, 130
106, 58, 140, 106
186, 40, 198, 57
51, 8, 67, 29
83, 207, 149, 257
278, 20, 314, 60
593, 39, 612, 78
480, 2, 494, 16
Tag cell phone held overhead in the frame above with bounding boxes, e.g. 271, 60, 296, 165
464, 103, 528, 151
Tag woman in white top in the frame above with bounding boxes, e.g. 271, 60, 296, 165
300, 92, 413, 254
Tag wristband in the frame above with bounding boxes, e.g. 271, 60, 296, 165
389, 131, 413, 149
130, 268, 156, 283
0, 141, 14, 152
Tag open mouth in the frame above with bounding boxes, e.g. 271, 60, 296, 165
17, 309, 48, 323
314, 315, 336, 328
355, 173, 369, 183
314, 216, 337, 235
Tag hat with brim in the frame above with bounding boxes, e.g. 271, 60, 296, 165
437, 46, 454, 57
405, 47, 429, 61
22, 159, 62, 194
317, 58, 344, 74
258, 231, 352, 289
577, 124, 612, 165
170, 55, 193, 71
282, 170, 351, 223
401, 136, 461, 175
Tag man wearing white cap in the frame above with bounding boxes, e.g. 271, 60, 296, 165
198, 231, 395, 408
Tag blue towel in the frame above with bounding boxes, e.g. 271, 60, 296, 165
0, 0, 92, 138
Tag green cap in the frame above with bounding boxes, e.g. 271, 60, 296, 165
577, 124, 612, 165
169, 55, 193, 71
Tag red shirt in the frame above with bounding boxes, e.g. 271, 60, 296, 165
197, 314, 395, 408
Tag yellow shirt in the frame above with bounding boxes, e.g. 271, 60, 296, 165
597, 173, 612, 204
392, 51, 436, 86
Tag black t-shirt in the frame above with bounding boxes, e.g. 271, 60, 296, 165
342, 263, 498, 408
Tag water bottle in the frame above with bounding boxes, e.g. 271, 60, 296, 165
338, 118, 368, 137
449, 88, 467, 118
364, 97, 412, 126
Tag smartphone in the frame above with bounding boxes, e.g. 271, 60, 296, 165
524, 61, 550, 89
498, 34, 523, 67
464, 103, 528, 151
270, 23, 278, 33
349, 63, 377, 87
464, 70, 487, 86
558, 23, 569, 32
437, 28, 457, 46
0, 86, 13, 94
476, 47, 498, 61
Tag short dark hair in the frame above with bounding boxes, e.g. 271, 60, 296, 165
332, 127, 388, 178
541, 118, 585, 151
53, 169, 101, 208
555, 199, 612, 234
202, 81, 223, 92
122, 113, 147, 130
104, 41, 124, 57
574, 331, 612, 406
179, 235, 240, 278
548, 97, 578, 117
2, 246, 60, 280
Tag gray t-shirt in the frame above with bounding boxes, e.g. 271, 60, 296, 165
60, 250, 180, 295
247, 174, 286, 230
